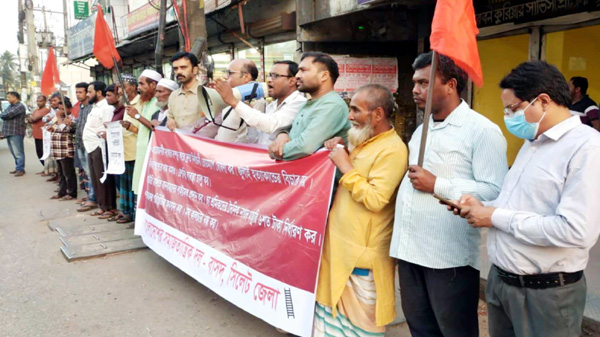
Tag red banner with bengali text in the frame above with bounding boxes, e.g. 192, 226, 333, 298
134, 128, 336, 336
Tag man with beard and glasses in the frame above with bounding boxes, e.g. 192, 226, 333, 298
389, 52, 508, 337
214, 58, 266, 143
213, 60, 306, 146
314, 84, 408, 337
151, 79, 178, 128
269, 52, 350, 160
126, 69, 161, 196
74, 83, 99, 212
83, 81, 117, 219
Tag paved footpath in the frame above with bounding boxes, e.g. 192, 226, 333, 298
0, 137, 490, 337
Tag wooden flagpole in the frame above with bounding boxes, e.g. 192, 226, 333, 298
417, 50, 439, 167
112, 56, 130, 106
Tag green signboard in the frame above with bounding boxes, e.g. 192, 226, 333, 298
73, 1, 89, 20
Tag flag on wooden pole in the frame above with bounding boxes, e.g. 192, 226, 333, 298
93, 5, 121, 69
41, 47, 60, 96
429, 0, 483, 87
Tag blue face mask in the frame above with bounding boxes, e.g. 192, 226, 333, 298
503, 97, 545, 140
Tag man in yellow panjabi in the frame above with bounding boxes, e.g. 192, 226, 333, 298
314, 84, 408, 337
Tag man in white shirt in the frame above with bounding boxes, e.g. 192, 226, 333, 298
214, 59, 266, 143
82, 81, 117, 218
214, 60, 306, 146
389, 52, 508, 337
455, 60, 600, 337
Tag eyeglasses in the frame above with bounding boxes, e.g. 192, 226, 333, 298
504, 96, 538, 117
225, 70, 247, 78
268, 73, 292, 80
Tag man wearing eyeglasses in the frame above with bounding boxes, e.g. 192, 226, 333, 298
214, 59, 266, 143
453, 61, 600, 337
213, 60, 307, 145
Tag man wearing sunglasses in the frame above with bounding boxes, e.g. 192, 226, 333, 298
454, 61, 600, 337
213, 60, 306, 145
214, 59, 266, 143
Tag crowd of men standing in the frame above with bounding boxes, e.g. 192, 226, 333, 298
1, 49, 600, 337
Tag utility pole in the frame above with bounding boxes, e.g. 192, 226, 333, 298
24, 0, 40, 78
155, 0, 167, 75
62, 0, 69, 53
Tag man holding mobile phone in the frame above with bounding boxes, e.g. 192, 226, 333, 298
455, 61, 600, 337
389, 52, 508, 337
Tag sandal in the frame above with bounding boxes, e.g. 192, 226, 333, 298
98, 211, 117, 219
50, 195, 60, 200
117, 215, 133, 224
90, 210, 105, 216
59, 195, 75, 201
77, 204, 98, 212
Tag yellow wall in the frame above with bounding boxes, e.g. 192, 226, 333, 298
545, 25, 600, 102
473, 34, 529, 165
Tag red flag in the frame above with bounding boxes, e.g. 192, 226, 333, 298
430, 0, 483, 87
93, 5, 121, 69
41, 47, 60, 96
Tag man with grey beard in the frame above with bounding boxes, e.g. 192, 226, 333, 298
151, 79, 178, 128
314, 84, 408, 336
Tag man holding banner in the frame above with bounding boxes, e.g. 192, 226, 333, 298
83, 81, 117, 219
314, 84, 408, 337
128, 69, 162, 195
49, 98, 77, 201
269, 52, 350, 160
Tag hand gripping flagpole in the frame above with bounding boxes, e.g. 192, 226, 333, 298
417, 50, 439, 167
112, 56, 130, 106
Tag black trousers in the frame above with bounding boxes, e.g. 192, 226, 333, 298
398, 259, 480, 337
88, 147, 116, 212
35, 138, 44, 166
57, 157, 77, 198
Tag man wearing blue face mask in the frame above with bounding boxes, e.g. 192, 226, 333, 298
454, 60, 600, 337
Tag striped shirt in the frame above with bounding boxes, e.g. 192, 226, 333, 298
390, 101, 508, 270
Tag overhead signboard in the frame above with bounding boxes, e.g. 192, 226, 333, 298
125, 2, 176, 38
68, 12, 96, 60
73, 1, 89, 20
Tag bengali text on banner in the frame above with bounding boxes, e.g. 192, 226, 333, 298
134, 128, 336, 336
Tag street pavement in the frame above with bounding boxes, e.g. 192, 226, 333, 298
0, 137, 491, 337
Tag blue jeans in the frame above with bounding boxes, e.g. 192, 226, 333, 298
77, 146, 96, 203
6, 135, 25, 172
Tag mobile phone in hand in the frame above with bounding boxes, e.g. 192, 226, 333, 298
433, 194, 462, 211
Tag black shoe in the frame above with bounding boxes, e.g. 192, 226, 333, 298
14, 171, 25, 177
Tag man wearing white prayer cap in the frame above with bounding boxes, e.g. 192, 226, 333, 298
151, 79, 179, 128
125, 68, 162, 195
